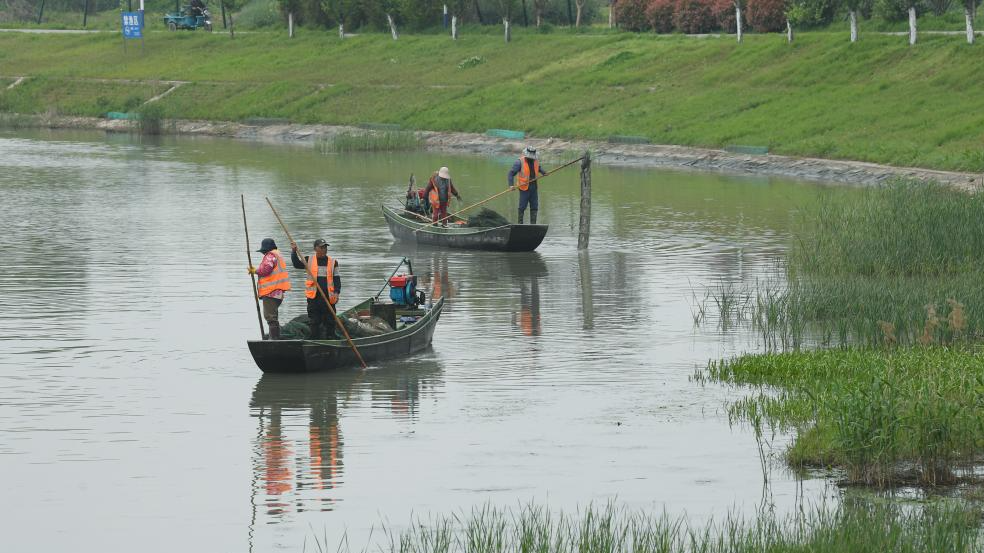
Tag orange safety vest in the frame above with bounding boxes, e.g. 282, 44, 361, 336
516, 157, 540, 191
305, 253, 338, 304
257, 249, 291, 297
429, 187, 441, 209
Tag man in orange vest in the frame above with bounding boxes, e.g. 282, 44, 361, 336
508, 146, 548, 224
248, 238, 292, 340
291, 238, 341, 340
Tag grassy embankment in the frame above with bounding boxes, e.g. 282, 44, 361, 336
2, 31, 984, 170
698, 182, 984, 486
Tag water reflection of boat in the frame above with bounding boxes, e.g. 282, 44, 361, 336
381, 205, 548, 252
248, 361, 443, 522
247, 296, 445, 373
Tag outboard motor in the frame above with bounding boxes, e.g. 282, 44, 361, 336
389, 273, 418, 306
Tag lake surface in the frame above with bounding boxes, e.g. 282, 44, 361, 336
0, 129, 840, 552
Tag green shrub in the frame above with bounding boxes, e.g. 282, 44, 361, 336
137, 102, 166, 135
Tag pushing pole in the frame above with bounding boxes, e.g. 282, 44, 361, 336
421, 155, 585, 230
265, 197, 368, 369
241, 195, 266, 339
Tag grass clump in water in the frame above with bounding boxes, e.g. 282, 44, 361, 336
307, 500, 983, 553
735, 180, 984, 348
702, 347, 984, 486
318, 130, 422, 153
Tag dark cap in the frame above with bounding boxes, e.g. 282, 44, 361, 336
256, 238, 277, 253
313, 238, 330, 248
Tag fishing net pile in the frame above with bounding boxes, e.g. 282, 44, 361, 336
467, 208, 510, 228
281, 314, 393, 340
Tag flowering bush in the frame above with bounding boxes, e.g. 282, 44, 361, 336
746, 0, 787, 31
646, 0, 676, 32
614, 0, 653, 30
672, 0, 717, 33
711, 0, 738, 32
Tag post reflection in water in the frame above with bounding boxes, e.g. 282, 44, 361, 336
248, 361, 443, 528
578, 251, 594, 331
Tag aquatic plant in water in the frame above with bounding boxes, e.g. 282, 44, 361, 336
304, 500, 983, 553
702, 347, 984, 486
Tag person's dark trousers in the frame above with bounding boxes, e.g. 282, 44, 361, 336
518, 184, 539, 224
307, 298, 336, 339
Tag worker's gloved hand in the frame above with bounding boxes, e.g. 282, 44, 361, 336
290, 241, 298, 252
508, 185, 515, 191
248, 265, 256, 275
455, 194, 462, 201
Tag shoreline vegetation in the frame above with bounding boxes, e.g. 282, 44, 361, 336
2, 31, 984, 176
696, 182, 984, 488
313, 501, 983, 553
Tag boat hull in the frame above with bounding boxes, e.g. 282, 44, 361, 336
247, 296, 445, 373
382, 205, 547, 252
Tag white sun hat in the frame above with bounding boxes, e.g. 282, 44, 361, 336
438, 166, 451, 179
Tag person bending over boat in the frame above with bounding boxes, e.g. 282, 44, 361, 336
508, 146, 547, 224
424, 166, 461, 226
291, 238, 341, 340
248, 238, 292, 340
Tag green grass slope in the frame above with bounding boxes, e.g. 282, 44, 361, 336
1, 30, 983, 171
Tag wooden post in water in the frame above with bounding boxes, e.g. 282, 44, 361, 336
577, 151, 591, 250
288, 12, 294, 38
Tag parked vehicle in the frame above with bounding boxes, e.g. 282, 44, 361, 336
163, 6, 212, 31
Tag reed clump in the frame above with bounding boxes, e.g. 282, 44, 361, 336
704, 347, 984, 486
705, 180, 984, 348
317, 130, 422, 153
307, 500, 983, 553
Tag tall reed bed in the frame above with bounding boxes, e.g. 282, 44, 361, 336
702, 347, 984, 486
306, 500, 982, 553
317, 130, 422, 153
705, 180, 984, 348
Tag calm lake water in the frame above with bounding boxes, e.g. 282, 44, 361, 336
0, 129, 841, 552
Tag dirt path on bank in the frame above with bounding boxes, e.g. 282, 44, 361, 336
15, 114, 983, 190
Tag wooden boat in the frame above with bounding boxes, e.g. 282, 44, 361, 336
247, 296, 445, 373
381, 205, 548, 252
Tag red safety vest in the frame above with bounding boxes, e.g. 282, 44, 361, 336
305, 253, 338, 304
257, 249, 291, 297
516, 157, 540, 191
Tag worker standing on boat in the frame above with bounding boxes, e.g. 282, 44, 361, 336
249, 238, 291, 340
291, 239, 341, 340
424, 166, 461, 226
508, 146, 547, 224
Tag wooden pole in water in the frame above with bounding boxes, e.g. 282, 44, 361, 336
265, 197, 368, 369
577, 151, 591, 250
241, 195, 266, 339
423, 155, 585, 230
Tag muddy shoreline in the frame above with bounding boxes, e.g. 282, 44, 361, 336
10, 114, 982, 190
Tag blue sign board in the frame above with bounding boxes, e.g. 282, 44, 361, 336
122, 11, 143, 39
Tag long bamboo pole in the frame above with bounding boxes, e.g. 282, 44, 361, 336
241, 195, 266, 339
422, 156, 584, 230
265, 197, 368, 369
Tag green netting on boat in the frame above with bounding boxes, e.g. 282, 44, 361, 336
467, 208, 510, 228
281, 313, 393, 340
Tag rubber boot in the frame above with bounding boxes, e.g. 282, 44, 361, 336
530, 210, 538, 224
518, 209, 525, 224
268, 321, 281, 340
